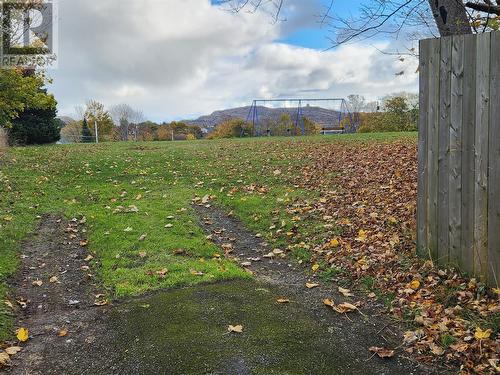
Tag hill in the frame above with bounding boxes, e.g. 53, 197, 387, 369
183, 105, 344, 133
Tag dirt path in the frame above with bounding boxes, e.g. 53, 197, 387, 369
3, 215, 110, 374
194, 205, 449, 375
1, 211, 451, 374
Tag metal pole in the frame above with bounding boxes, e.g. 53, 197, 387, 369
94, 121, 99, 144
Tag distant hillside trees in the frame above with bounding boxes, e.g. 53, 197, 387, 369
358, 94, 418, 133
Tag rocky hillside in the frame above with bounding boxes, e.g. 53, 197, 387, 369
184, 106, 344, 133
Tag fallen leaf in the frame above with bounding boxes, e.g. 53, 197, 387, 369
32, 280, 43, 287
94, 300, 108, 306
49, 276, 59, 283
312, 264, 320, 272
190, 270, 204, 276
156, 268, 168, 278
138, 251, 147, 258
123, 227, 133, 232
369, 346, 395, 358
228, 325, 243, 333
0, 352, 9, 365
16, 327, 29, 342
306, 283, 319, 289
409, 280, 420, 290
333, 302, 358, 313
338, 287, 353, 297
474, 327, 491, 340
79, 239, 88, 247
57, 329, 68, 337
277, 298, 290, 304
323, 299, 335, 307
429, 343, 445, 356
4, 346, 21, 355
355, 230, 367, 242
84, 255, 94, 262
4, 300, 13, 309
329, 238, 340, 248
164, 224, 173, 228
139, 234, 147, 241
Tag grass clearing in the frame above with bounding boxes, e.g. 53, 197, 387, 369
0, 133, 416, 340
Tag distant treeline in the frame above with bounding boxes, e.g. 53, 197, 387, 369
62, 119, 203, 142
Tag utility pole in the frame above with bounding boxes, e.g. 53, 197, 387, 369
94, 121, 99, 144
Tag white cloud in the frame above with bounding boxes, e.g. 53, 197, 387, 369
50, 0, 418, 121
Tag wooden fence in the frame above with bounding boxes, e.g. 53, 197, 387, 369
418, 31, 499, 285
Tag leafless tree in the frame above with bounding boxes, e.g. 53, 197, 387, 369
110, 104, 144, 141
217, 0, 500, 46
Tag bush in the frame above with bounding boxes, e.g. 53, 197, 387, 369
208, 119, 253, 139
358, 96, 418, 133
8, 106, 61, 145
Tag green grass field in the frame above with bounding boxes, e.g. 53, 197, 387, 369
0, 133, 417, 339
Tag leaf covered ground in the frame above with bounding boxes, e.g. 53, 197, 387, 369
0, 133, 498, 373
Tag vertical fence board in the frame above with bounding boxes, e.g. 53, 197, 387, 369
473, 33, 490, 277
449, 35, 464, 268
417, 41, 430, 258
438, 37, 452, 265
461, 34, 477, 275
427, 38, 441, 262
488, 32, 500, 285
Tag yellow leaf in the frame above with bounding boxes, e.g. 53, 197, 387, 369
312, 264, 320, 272
492, 287, 500, 295
355, 230, 367, 242
306, 283, 319, 289
2, 216, 13, 222
0, 352, 10, 365
474, 327, 491, 340
409, 280, 420, 290
16, 327, 29, 342
329, 238, 339, 248
277, 298, 290, 304
228, 325, 243, 333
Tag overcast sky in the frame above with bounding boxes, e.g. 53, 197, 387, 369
50, 0, 420, 122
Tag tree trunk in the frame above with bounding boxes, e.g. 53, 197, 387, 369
428, 0, 472, 36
